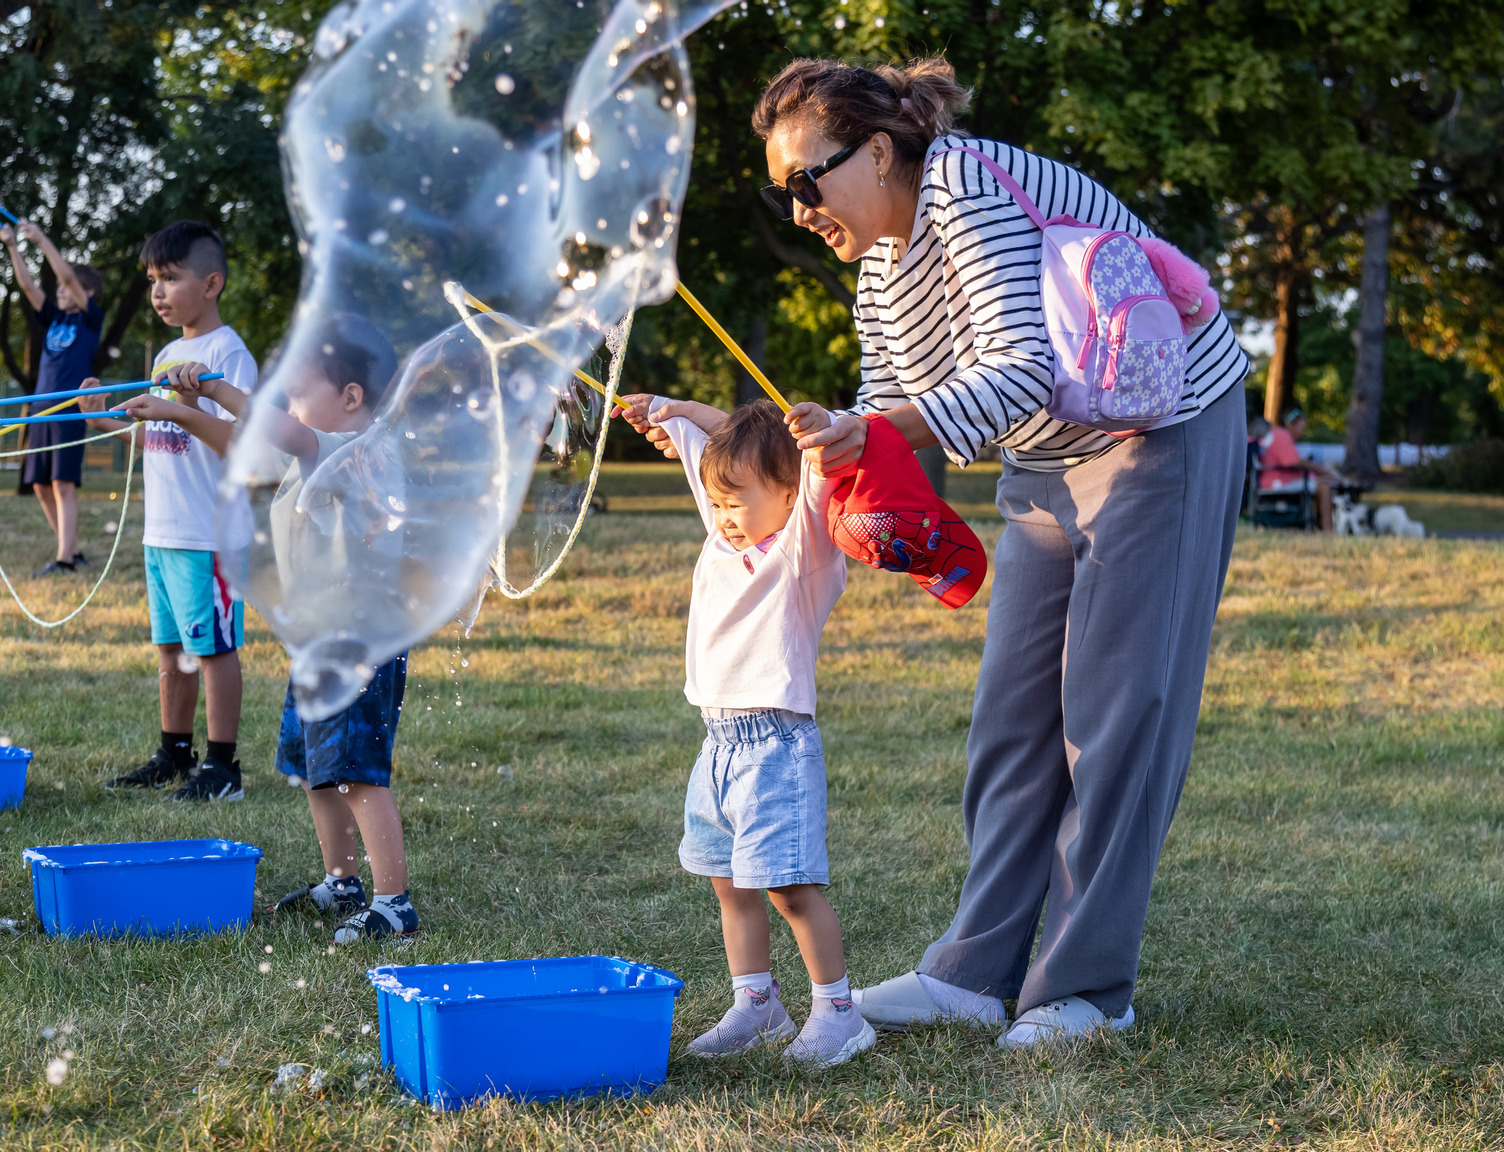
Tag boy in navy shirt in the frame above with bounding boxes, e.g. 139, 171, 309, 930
1, 219, 104, 576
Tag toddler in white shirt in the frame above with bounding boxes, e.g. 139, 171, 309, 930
617, 394, 876, 1068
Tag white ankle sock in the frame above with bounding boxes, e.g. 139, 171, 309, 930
918, 972, 1006, 1021
811, 975, 851, 1002
731, 971, 775, 1011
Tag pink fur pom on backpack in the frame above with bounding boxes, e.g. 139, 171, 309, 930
1138, 237, 1219, 335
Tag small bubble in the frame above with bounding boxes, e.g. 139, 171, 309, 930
295, 978, 307, 989
258, 962, 272, 973
494, 73, 515, 95
361, 1023, 372, 1034
388, 197, 406, 213
366, 228, 389, 245
45, 1058, 68, 1085
176, 652, 201, 674
265, 945, 274, 954
338, 783, 350, 794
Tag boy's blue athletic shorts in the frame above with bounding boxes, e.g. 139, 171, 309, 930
679, 708, 830, 889
275, 654, 407, 790
144, 545, 243, 656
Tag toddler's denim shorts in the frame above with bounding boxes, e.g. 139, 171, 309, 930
275, 654, 407, 789
679, 708, 829, 889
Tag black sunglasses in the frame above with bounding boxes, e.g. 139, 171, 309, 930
759, 138, 871, 220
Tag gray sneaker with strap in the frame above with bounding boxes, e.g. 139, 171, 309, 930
685, 980, 796, 1057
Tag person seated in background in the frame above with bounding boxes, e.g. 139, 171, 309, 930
1259, 408, 1340, 532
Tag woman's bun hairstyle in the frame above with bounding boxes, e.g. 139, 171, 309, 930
752, 56, 971, 173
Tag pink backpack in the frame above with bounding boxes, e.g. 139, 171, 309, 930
939, 146, 1218, 435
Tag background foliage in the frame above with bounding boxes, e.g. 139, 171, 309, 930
2, 0, 1501, 451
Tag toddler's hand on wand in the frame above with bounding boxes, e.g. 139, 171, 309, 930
610, 393, 684, 460
786, 402, 831, 442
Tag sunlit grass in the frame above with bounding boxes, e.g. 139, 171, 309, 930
1, 470, 1502, 1150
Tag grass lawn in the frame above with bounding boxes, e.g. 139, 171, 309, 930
1, 467, 1503, 1150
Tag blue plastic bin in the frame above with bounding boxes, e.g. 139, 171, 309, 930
0, 746, 30, 809
368, 955, 685, 1108
23, 838, 262, 937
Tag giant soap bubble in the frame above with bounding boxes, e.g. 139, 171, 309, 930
219, 0, 735, 720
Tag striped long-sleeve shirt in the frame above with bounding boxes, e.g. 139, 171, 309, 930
849, 134, 1249, 471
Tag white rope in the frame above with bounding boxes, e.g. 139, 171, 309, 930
0, 425, 128, 458
493, 306, 634, 599
0, 427, 137, 628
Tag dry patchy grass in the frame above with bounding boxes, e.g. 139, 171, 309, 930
0, 473, 1502, 1150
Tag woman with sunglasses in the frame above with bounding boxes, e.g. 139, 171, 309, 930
750, 56, 1251, 1051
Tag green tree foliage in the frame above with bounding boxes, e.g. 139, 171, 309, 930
1292, 304, 1501, 447
3, 0, 1500, 461
0, 1, 323, 388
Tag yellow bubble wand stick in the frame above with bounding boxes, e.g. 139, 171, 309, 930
674, 281, 791, 413
451, 281, 792, 413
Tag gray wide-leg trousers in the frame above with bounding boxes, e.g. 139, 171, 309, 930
919, 381, 1246, 1018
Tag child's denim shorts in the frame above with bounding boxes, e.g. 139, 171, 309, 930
679, 708, 829, 889
275, 654, 407, 789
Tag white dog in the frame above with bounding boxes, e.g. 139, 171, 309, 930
1332, 495, 1425, 538
1372, 504, 1425, 538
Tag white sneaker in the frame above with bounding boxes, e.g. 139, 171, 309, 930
785, 997, 878, 1068
852, 970, 1007, 1032
998, 996, 1135, 1050
685, 982, 797, 1057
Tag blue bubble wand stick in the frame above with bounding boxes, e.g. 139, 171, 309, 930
0, 205, 17, 226
0, 373, 224, 432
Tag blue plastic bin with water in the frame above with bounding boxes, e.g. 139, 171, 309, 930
368, 956, 685, 1108
23, 839, 262, 937
0, 746, 30, 809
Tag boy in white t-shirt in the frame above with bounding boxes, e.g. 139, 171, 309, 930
79, 221, 256, 802
615, 394, 876, 1068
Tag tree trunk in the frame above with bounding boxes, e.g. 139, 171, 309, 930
733, 314, 768, 407
1263, 265, 1300, 426
95, 272, 149, 374
1342, 203, 1391, 483
915, 444, 948, 499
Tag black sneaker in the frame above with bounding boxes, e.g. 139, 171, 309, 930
71, 552, 89, 568
170, 757, 243, 802
271, 876, 367, 916
106, 748, 196, 790
31, 559, 76, 577
332, 892, 420, 946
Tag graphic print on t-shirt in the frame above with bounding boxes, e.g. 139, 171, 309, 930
45, 318, 78, 352
144, 359, 199, 458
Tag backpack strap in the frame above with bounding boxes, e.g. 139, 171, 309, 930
934, 145, 1048, 231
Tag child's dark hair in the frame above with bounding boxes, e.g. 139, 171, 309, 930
70, 264, 103, 299
314, 313, 398, 409
140, 220, 229, 289
699, 400, 800, 493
